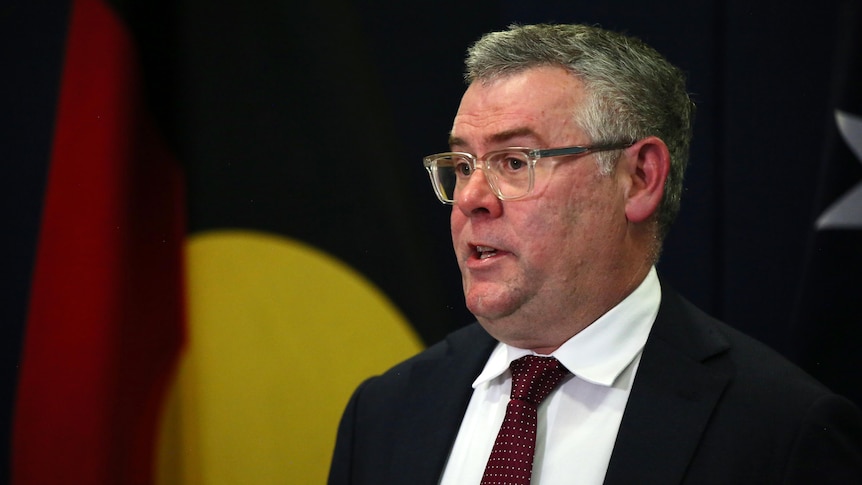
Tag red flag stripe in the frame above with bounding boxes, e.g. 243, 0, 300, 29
12, 0, 186, 482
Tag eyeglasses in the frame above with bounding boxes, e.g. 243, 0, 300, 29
422, 142, 634, 204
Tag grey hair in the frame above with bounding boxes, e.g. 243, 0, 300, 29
465, 24, 694, 241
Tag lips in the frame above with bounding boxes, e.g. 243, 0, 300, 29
475, 245, 498, 260
468, 242, 512, 262
464, 242, 510, 270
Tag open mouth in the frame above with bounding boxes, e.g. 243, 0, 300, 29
475, 245, 498, 260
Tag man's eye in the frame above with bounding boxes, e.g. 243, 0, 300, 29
455, 162, 473, 176
504, 157, 526, 171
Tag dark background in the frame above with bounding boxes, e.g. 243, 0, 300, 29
3, 0, 861, 479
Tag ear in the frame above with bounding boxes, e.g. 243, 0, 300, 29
622, 136, 670, 223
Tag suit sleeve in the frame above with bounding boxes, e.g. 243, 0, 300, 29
783, 393, 862, 484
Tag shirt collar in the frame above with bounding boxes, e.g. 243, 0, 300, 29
472, 267, 661, 389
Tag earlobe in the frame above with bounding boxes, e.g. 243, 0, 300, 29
624, 137, 670, 223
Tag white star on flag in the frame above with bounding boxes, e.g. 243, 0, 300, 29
816, 110, 862, 229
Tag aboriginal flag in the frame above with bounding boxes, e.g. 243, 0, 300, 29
3, 0, 473, 483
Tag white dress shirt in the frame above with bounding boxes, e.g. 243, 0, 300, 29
438, 267, 661, 485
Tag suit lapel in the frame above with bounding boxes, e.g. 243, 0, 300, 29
603, 290, 731, 485
387, 324, 497, 485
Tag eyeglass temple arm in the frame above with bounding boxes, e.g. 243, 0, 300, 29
534, 141, 635, 158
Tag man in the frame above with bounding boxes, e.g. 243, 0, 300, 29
328, 24, 862, 484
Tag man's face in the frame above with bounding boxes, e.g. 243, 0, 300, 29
449, 66, 636, 352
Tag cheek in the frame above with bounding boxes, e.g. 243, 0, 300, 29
450, 208, 464, 236
515, 203, 578, 271
530, 178, 617, 259
450, 210, 470, 261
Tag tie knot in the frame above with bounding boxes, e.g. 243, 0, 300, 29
509, 355, 570, 406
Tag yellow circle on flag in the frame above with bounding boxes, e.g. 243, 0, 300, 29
158, 230, 424, 484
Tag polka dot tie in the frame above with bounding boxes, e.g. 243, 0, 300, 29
480, 355, 570, 485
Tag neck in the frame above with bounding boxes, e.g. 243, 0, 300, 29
494, 262, 654, 354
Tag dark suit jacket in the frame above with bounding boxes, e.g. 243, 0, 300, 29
328, 289, 862, 484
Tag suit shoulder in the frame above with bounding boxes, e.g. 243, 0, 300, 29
659, 289, 844, 405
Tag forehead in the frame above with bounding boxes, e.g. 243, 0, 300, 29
450, 66, 587, 150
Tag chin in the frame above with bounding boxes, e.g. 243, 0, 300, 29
466, 298, 517, 323
464, 283, 525, 317
472, 311, 516, 338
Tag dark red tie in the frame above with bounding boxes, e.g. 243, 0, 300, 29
481, 355, 570, 485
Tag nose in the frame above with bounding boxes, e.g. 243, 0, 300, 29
455, 169, 503, 218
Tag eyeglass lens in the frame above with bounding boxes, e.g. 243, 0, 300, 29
433, 150, 533, 201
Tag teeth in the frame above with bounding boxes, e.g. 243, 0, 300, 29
476, 245, 497, 259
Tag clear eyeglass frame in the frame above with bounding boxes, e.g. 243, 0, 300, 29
422, 141, 635, 204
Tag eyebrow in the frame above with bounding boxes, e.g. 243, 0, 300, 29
448, 127, 540, 149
